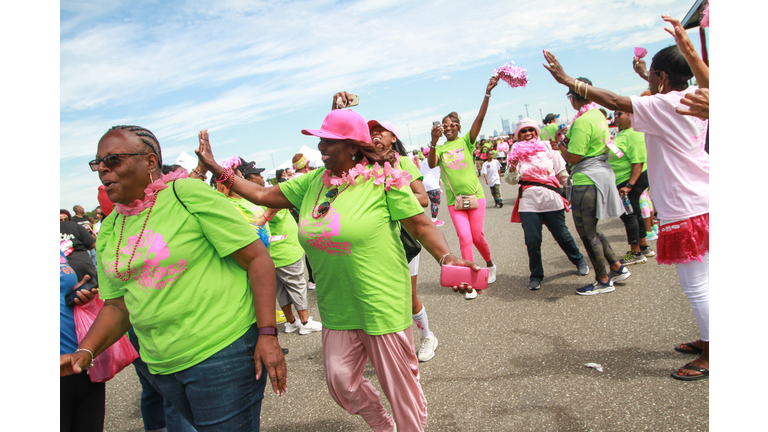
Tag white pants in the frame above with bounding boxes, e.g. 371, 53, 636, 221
675, 252, 709, 342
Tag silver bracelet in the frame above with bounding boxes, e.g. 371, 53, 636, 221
485, 93, 491, 97
75, 348, 95, 368
439, 252, 452, 266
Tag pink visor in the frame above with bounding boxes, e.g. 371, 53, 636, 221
367, 120, 400, 139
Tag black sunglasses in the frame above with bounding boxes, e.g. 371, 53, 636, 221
520, 128, 536, 134
89, 153, 149, 171
614, 111, 623, 118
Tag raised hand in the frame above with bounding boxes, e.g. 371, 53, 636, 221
542, 50, 570, 85
633, 58, 648, 81
486, 76, 499, 94
332, 91, 354, 110
663, 15, 698, 59
195, 129, 223, 178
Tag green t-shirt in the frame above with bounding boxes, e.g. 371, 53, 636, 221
227, 197, 271, 247
260, 207, 304, 268
540, 123, 558, 142
278, 167, 422, 335
96, 179, 260, 374
435, 134, 485, 205
566, 109, 611, 185
607, 128, 648, 185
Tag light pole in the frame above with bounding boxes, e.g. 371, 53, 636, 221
539, 109, 543, 123
270, 153, 276, 169
524, 104, 530, 118
406, 124, 413, 147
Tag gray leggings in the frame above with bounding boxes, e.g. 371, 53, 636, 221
571, 185, 619, 279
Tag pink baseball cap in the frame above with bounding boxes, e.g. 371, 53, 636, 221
302, 109, 373, 145
367, 120, 400, 139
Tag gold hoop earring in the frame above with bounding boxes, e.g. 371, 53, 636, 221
150, 169, 155, 183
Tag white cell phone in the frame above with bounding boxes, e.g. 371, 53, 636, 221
433, 121, 441, 128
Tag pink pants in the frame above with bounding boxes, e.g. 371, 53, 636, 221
447, 197, 492, 262
322, 327, 427, 432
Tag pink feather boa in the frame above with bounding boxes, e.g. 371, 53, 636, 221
114, 169, 188, 216
509, 139, 548, 164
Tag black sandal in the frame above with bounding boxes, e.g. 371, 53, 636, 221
674, 342, 703, 355
671, 362, 708, 381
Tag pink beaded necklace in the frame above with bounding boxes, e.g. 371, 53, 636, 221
114, 193, 157, 281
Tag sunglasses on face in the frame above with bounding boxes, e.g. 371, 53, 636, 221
89, 153, 150, 171
520, 128, 536, 134
614, 112, 623, 118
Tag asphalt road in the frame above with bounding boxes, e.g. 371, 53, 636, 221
104, 179, 708, 432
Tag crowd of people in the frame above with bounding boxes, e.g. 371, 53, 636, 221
60, 12, 709, 432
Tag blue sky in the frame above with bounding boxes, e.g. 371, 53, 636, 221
60, 0, 700, 211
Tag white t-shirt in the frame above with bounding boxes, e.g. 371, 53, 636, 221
630, 86, 709, 220
420, 159, 442, 192
482, 160, 501, 187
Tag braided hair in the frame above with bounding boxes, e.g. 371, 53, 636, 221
108, 125, 163, 166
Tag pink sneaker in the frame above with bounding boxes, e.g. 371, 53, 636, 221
434, 219, 445, 227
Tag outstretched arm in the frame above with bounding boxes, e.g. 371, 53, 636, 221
469, 76, 499, 143
196, 129, 294, 208
542, 50, 634, 113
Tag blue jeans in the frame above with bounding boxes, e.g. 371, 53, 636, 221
129, 328, 197, 432
520, 210, 584, 281
146, 324, 266, 431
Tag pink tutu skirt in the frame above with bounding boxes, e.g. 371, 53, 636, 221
656, 213, 709, 265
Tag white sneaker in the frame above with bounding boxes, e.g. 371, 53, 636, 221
307, 282, 316, 290
465, 289, 478, 300
284, 317, 322, 335
417, 336, 438, 362
488, 264, 497, 284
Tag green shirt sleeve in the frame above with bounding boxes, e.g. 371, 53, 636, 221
398, 157, 423, 181
385, 184, 423, 221
279, 168, 320, 209
173, 179, 260, 258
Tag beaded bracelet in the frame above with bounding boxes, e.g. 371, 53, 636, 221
216, 167, 234, 186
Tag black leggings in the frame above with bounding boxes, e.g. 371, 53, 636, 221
618, 170, 649, 245
571, 185, 619, 279
60, 373, 105, 432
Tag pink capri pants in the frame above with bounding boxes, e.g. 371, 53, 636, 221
322, 327, 427, 432
447, 197, 492, 262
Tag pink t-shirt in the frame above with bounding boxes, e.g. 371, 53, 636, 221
630, 87, 709, 220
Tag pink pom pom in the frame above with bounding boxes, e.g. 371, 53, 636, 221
700, 4, 709, 28
494, 61, 528, 89
634, 47, 647, 60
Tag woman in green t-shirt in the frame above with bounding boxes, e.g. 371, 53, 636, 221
426, 76, 499, 299
60, 125, 287, 431
548, 75, 631, 296
196, 109, 480, 432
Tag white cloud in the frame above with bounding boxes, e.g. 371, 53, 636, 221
61, 0, 695, 208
